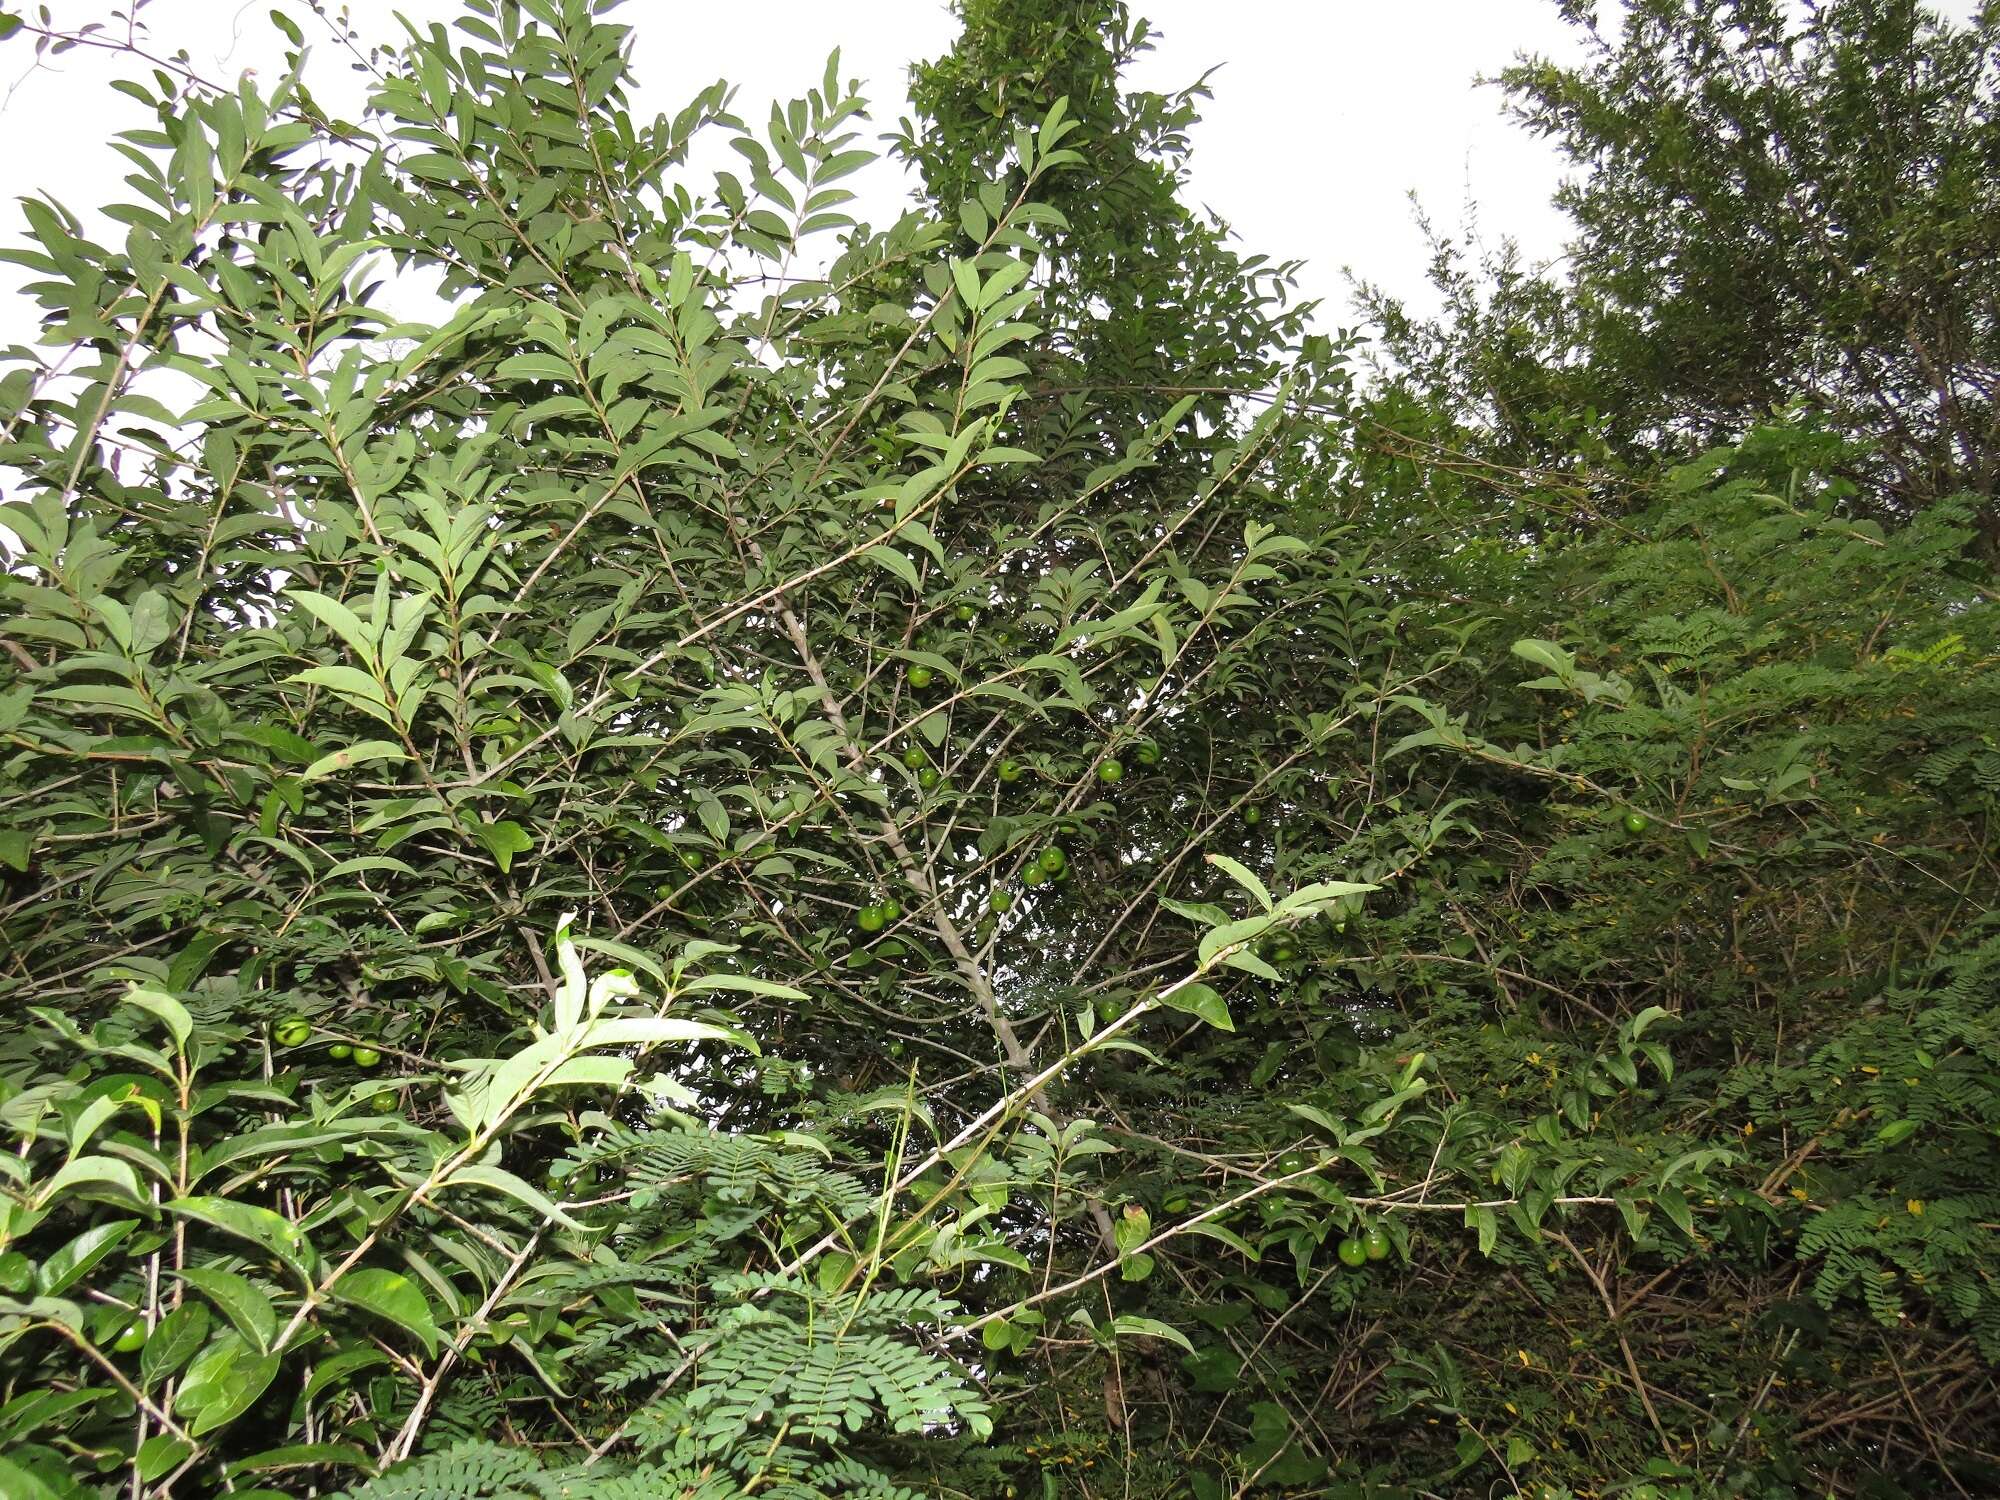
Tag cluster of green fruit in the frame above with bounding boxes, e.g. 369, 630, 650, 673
855, 898, 904, 933
1337, 1224, 1392, 1268
1020, 844, 1067, 887
272, 1018, 399, 1111
1091, 740, 1160, 786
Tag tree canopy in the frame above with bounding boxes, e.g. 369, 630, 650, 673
0, 2, 1996, 1498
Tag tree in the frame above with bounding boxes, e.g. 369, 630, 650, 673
2, 1, 1998, 1497
1364, 0, 2000, 545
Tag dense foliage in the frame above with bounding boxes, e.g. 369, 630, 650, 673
0, 1, 1996, 1497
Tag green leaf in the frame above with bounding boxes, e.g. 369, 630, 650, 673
120, 985, 192, 1047
474, 819, 534, 873
39, 1155, 145, 1207
225, 1443, 374, 1478
179, 1337, 279, 1435
1464, 1204, 1499, 1257
1107, 1314, 1194, 1354
1203, 853, 1272, 911
174, 1266, 277, 1353
136, 1434, 195, 1484
302, 740, 409, 782
0, 1455, 66, 1500
141, 1302, 212, 1384
585, 1016, 757, 1053
36, 1218, 140, 1296
301, 1348, 394, 1405
1157, 982, 1232, 1032
1180, 1219, 1261, 1261
165, 1198, 318, 1286
330, 1269, 441, 1357
449, 1164, 584, 1231
860, 544, 920, 591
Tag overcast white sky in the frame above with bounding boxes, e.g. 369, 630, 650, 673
0, 1, 1589, 345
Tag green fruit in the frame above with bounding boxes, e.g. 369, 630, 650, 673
370, 1090, 398, 1114
1278, 1152, 1307, 1173
1623, 810, 1651, 834
902, 745, 928, 769
857, 904, 887, 933
955, 603, 977, 622
906, 665, 934, 689
351, 1046, 382, 1069
1022, 864, 1048, 887
918, 766, 941, 790
329, 1043, 353, 1060
112, 1319, 148, 1353
880, 899, 902, 922
1363, 1226, 1390, 1261
1338, 1236, 1368, 1269
990, 890, 1015, 913
0, 1252, 32, 1295
1271, 944, 1297, 964
997, 758, 1024, 783
1133, 741, 1161, 767
1242, 805, 1262, 826
679, 848, 704, 871
1097, 758, 1123, 784
1037, 846, 1067, 876
273, 1016, 311, 1048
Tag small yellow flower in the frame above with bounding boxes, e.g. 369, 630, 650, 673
1908, 1199, 1925, 1216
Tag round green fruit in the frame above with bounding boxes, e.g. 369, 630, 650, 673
918, 767, 941, 790
955, 603, 977, 622
997, 758, 1024, 783
1242, 805, 1262, 826
351, 1046, 382, 1069
273, 1017, 311, 1048
370, 1090, 398, 1114
1623, 810, 1651, 835
880, 899, 902, 922
902, 745, 928, 769
1363, 1226, 1390, 1261
1097, 758, 1123, 784
857, 905, 887, 933
328, 1043, 353, 1061
1022, 864, 1048, 887
1133, 741, 1161, 767
679, 849, 704, 871
0, 1252, 32, 1295
112, 1319, 147, 1353
1037, 846, 1067, 876
906, 665, 934, 689
990, 890, 1015, 913
1338, 1236, 1369, 1269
